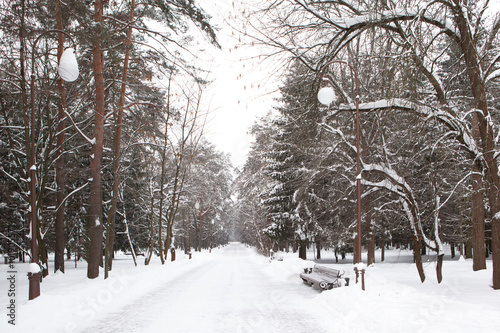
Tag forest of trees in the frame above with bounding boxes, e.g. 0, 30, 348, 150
1, 0, 500, 291
0, 0, 234, 281
232, 0, 500, 289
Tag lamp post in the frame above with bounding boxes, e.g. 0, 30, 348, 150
28, 30, 79, 300
317, 60, 363, 265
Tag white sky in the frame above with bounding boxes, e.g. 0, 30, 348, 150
199, 0, 281, 169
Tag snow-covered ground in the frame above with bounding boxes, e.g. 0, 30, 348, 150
1, 243, 499, 332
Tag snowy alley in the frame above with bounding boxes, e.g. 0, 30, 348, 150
2, 242, 500, 333
72, 243, 331, 333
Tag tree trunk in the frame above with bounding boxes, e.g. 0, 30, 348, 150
381, 242, 385, 262
455, 6, 500, 289
123, 203, 137, 267
465, 239, 473, 259
366, 201, 375, 265
436, 253, 444, 283
471, 161, 486, 270
316, 240, 321, 260
413, 235, 425, 283
352, 234, 358, 265
87, 0, 105, 279
105, 0, 136, 278
170, 248, 176, 262
380, 230, 385, 262
54, 0, 66, 275
37, 232, 49, 277
144, 189, 155, 266
298, 240, 306, 260
450, 242, 455, 259
157, 73, 174, 265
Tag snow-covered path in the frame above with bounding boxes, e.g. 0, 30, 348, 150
3, 242, 500, 333
79, 243, 329, 333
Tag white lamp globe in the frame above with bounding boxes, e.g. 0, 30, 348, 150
317, 86, 336, 106
58, 48, 79, 82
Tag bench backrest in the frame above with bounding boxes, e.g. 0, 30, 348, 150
313, 265, 342, 278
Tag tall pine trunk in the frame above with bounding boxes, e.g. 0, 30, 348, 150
87, 0, 105, 279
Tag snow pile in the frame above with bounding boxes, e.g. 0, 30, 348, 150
262, 251, 314, 283
268, 252, 500, 332
312, 266, 499, 332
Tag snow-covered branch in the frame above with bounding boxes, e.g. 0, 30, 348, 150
64, 110, 96, 146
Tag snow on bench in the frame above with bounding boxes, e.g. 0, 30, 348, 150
300, 264, 349, 290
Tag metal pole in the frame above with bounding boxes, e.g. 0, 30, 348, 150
354, 67, 362, 265
29, 49, 39, 300
319, 60, 362, 264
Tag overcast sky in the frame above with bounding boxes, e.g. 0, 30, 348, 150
200, 0, 280, 169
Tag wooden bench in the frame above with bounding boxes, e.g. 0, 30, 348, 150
300, 264, 349, 290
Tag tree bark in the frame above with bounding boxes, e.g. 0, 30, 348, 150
413, 235, 425, 283
144, 188, 155, 265
316, 240, 321, 259
54, 0, 66, 274
298, 240, 307, 260
380, 230, 385, 262
471, 161, 486, 270
454, 5, 500, 289
465, 239, 473, 259
87, 0, 105, 279
366, 197, 375, 265
436, 253, 444, 283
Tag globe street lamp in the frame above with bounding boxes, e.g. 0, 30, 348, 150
29, 30, 79, 300
317, 60, 364, 288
